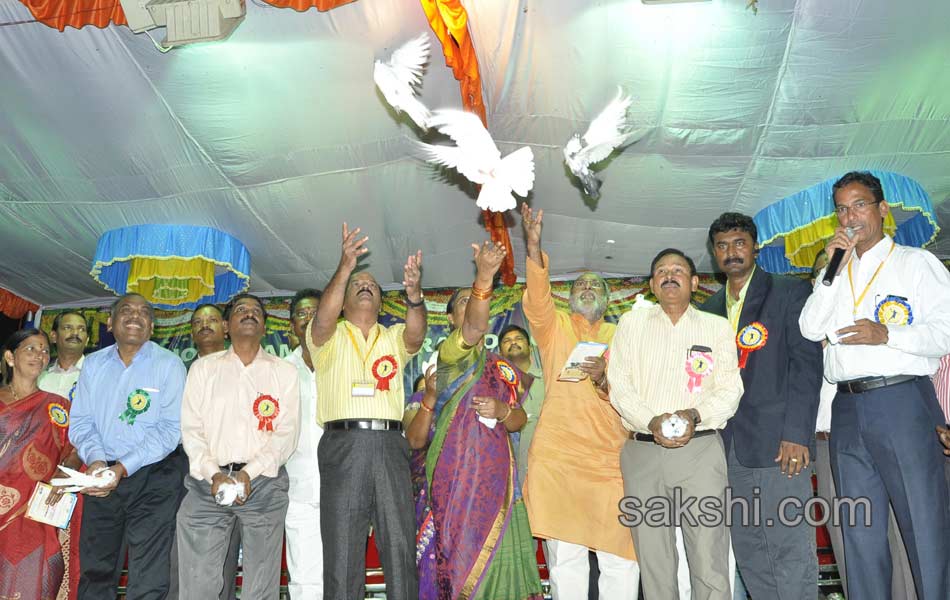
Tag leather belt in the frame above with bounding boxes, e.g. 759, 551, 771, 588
219, 462, 246, 473
816, 431, 830, 441
837, 375, 920, 394
631, 430, 718, 443
325, 419, 403, 432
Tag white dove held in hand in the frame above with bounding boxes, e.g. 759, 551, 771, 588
564, 86, 644, 199
419, 109, 535, 212
374, 33, 432, 129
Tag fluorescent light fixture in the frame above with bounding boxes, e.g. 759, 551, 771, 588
642, 0, 710, 4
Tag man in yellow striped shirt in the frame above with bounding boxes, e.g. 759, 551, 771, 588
305, 223, 428, 600
608, 248, 743, 600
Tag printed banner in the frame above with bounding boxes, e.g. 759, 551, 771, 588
40, 276, 726, 391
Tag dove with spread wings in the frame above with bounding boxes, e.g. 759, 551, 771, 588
373, 33, 432, 129
564, 87, 645, 199
418, 109, 535, 212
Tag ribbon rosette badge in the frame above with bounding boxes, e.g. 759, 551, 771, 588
685, 352, 714, 394
119, 389, 151, 425
48, 403, 69, 428
496, 359, 520, 405
875, 296, 913, 326
253, 394, 280, 431
736, 322, 768, 368
372, 355, 398, 391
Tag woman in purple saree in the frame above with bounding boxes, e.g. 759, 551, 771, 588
407, 241, 542, 600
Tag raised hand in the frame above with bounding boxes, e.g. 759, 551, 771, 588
403, 250, 423, 301
471, 240, 507, 281
520, 204, 543, 249
340, 222, 369, 273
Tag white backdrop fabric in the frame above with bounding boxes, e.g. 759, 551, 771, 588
2, 0, 949, 305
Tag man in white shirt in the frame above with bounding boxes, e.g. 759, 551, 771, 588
38, 310, 88, 398
799, 171, 950, 600
283, 288, 324, 599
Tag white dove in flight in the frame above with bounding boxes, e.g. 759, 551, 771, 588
564, 87, 645, 199
50, 465, 116, 493
419, 109, 535, 212
373, 33, 432, 130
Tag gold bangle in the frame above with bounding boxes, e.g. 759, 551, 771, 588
419, 401, 434, 413
498, 404, 513, 423
470, 285, 493, 301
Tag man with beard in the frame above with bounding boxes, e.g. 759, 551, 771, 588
283, 288, 325, 599
307, 223, 426, 600
69, 293, 188, 600
519, 205, 639, 599
699, 212, 822, 600
800, 171, 950, 600
178, 293, 299, 600
498, 324, 545, 486
39, 310, 88, 400
609, 249, 742, 600
190, 303, 227, 359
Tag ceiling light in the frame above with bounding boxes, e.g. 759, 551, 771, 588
119, 0, 245, 47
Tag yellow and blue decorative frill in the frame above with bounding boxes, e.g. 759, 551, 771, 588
91, 225, 250, 309
754, 171, 938, 274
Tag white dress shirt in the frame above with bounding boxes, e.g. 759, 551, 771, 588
815, 378, 837, 433
284, 346, 322, 503
799, 235, 950, 382
38, 354, 85, 400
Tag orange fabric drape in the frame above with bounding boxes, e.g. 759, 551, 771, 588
421, 0, 515, 286
17, 0, 125, 31
261, 0, 355, 12
0, 288, 38, 320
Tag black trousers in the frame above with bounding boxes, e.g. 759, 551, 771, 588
319, 429, 417, 600
78, 446, 188, 600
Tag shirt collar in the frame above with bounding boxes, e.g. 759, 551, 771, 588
858, 234, 894, 263
725, 265, 756, 308
226, 344, 266, 365
48, 354, 85, 374
108, 340, 153, 364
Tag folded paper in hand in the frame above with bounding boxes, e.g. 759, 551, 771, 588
26, 482, 77, 529
558, 341, 609, 382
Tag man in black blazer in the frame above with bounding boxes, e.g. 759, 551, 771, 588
700, 212, 823, 600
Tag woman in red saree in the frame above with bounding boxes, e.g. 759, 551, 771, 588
0, 328, 82, 600
408, 241, 543, 600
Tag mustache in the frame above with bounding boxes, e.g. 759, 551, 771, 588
240, 315, 259, 324
724, 257, 743, 265
661, 279, 680, 288
65, 336, 83, 343
196, 327, 214, 335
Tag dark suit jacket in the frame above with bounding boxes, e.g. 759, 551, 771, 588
700, 268, 823, 467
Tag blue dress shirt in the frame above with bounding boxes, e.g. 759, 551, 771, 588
69, 341, 186, 476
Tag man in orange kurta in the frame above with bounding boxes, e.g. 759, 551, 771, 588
519, 206, 638, 599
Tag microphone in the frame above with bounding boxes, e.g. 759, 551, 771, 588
821, 227, 855, 287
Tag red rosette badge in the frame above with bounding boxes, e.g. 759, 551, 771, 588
253, 394, 280, 431
736, 322, 768, 369
495, 359, 520, 406
372, 355, 398, 391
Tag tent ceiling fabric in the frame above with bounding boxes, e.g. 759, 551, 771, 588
2, 0, 949, 305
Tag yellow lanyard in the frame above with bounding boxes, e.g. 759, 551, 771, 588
345, 323, 381, 372
848, 241, 895, 315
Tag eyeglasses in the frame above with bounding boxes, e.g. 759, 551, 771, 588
293, 308, 318, 320
834, 199, 881, 217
